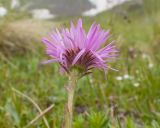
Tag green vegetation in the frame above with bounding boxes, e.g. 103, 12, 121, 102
0, 0, 160, 127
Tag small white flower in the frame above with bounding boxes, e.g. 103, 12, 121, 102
133, 83, 140, 87
142, 53, 148, 59
123, 74, 130, 79
148, 63, 154, 68
123, 74, 134, 80
116, 76, 123, 81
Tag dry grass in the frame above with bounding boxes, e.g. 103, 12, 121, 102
0, 19, 59, 56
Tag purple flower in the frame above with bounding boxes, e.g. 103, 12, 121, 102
42, 19, 118, 75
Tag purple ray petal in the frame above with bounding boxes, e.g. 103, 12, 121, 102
72, 49, 85, 65
76, 18, 82, 29
41, 59, 58, 65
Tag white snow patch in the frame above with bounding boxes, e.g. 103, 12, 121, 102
0, 7, 7, 17
11, 0, 20, 9
83, 0, 131, 16
31, 9, 55, 20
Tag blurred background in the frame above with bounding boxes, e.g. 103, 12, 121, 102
0, 0, 160, 127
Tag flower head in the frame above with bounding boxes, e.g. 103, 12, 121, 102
42, 19, 117, 76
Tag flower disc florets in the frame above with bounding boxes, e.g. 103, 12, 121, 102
42, 19, 118, 76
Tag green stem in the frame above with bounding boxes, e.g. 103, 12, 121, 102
64, 72, 77, 128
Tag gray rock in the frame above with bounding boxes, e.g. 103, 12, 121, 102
27, 0, 95, 16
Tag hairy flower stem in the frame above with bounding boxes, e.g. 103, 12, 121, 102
64, 72, 78, 128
